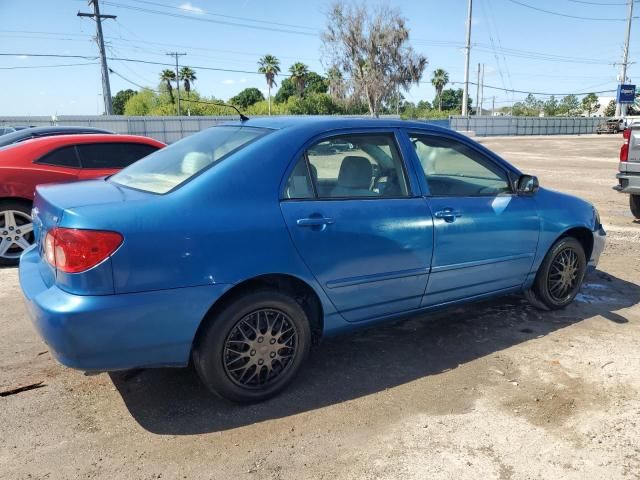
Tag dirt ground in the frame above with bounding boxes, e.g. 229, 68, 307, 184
1, 134, 639, 480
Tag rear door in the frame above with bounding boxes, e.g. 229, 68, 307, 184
75, 142, 160, 179
407, 132, 540, 306
32, 145, 82, 185
280, 131, 434, 322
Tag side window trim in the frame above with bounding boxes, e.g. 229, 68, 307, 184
282, 130, 413, 201
34, 145, 81, 168
408, 131, 515, 197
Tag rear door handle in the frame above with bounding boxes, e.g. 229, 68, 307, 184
296, 217, 335, 227
434, 208, 463, 223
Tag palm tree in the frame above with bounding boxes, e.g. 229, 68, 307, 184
160, 69, 176, 104
179, 67, 196, 97
431, 69, 449, 111
289, 62, 309, 97
258, 55, 281, 116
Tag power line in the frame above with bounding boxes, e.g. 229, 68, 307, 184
100, 1, 317, 36
567, 0, 638, 5
505, 0, 639, 20
120, 0, 318, 32
0, 62, 99, 70
452, 80, 617, 96
0, 52, 262, 74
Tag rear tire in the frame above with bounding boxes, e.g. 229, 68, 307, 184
0, 200, 34, 267
528, 237, 586, 310
193, 289, 311, 403
630, 194, 640, 220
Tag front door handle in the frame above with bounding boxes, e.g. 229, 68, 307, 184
434, 208, 463, 223
296, 217, 335, 227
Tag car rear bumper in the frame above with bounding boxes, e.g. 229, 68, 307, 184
588, 226, 606, 272
19, 247, 230, 371
614, 172, 640, 195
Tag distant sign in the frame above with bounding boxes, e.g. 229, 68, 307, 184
617, 84, 636, 104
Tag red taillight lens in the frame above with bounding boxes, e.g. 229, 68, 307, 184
44, 228, 123, 273
621, 128, 631, 162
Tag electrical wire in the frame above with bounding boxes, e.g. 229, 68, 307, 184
504, 0, 638, 20
452, 80, 617, 96
0, 62, 99, 70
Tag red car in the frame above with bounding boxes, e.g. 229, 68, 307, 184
0, 134, 165, 265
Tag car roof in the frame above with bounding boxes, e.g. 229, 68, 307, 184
12, 133, 165, 148
0, 125, 114, 148
222, 116, 452, 135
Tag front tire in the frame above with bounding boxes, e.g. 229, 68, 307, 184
0, 200, 34, 267
193, 289, 311, 403
630, 194, 640, 220
528, 237, 586, 310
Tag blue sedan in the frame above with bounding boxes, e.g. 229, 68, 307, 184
19, 117, 605, 403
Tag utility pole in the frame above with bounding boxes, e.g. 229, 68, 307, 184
616, 0, 634, 117
480, 63, 485, 114
476, 63, 481, 115
167, 52, 186, 116
461, 0, 473, 116
78, 0, 116, 115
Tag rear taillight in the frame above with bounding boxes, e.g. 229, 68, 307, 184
44, 228, 123, 273
621, 128, 631, 162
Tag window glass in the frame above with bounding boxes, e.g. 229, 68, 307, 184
284, 156, 314, 199
76, 143, 159, 169
36, 145, 80, 168
296, 134, 409, 199
111, 126, 269, 194
410, 134, 511, 196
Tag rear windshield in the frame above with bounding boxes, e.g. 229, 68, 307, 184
110, 126, 269, 194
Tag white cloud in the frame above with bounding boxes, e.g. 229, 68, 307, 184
222, 79, 235, 85
239, 78, 247, 83
17, 55, 28, 60
179, 2, 204, 14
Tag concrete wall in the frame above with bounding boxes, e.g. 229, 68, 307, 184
450, 115, 606, 136
0, 115, 609, 142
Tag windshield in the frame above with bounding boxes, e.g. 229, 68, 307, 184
110, 126, 269, 194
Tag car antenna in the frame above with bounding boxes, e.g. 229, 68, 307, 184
209, 102, 250, 122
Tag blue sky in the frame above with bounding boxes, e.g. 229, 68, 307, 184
0, 0, 636, 115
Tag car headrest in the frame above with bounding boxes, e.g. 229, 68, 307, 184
337, 155, 372, 189
181, 151, 211, 175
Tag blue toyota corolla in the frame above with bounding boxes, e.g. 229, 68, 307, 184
19, 117, 605, 403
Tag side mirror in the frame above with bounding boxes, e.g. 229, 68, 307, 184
517, 174, 539, 194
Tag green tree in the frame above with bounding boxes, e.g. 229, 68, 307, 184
258, 54, 281, 115
305, 72, 329, 95
581, 92, 600, 116
559, 94, 581, 116
543, 96, 559, 117
230, 87, 265, 109
289, 62, 310, 96
274, 78, 296, 103
160, 69, 176, 104
434, 88, 471, 113
112, 89, 136, 115
124, 88, 158, 116
179, 67, 197, 97
287, 92, 341, 115
431, 69, 449, 111
322, 2, 427, 117
603, 99, 616, 117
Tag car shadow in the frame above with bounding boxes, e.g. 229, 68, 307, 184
110, 269, 639, 435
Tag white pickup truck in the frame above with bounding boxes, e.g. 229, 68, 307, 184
616, 123, 640, 218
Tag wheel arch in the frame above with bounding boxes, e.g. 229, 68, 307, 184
192, 273, 325, 354
0, 196, 33, 208
558, 226, 594, 261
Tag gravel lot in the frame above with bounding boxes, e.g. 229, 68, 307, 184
1, 134, 639, 480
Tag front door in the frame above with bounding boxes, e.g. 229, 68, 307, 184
408, 132, 540, 306
280, 132, 434, 322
